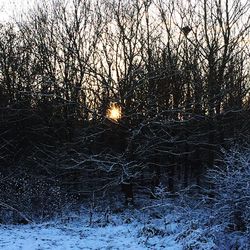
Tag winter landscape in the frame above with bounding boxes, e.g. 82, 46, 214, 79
0, 0, 250, 249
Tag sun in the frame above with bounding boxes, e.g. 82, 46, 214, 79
106, 103, 122, 122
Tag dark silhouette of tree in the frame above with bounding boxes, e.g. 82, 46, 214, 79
0, 0, 249, 214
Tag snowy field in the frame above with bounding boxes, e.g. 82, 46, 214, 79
0, 212, 248, 250
0, 196, 248, 250
0, 221, 181, 250
0, 205, 217, 250
0, 211, 182, 250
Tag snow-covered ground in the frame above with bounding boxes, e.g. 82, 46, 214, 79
0, 217, 182, 250
0, 198, 248, 250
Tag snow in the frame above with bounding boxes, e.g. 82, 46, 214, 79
0, 216, 182, 250
0, 194, 248, 250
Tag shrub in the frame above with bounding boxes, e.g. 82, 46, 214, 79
0, 172, 75, 223
207, 146, 250, 234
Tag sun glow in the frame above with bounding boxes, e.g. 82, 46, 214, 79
106, 103, 122, 122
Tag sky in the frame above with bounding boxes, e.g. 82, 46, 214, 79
0, 0, 35, 22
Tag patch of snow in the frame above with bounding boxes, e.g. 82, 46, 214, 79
0, 218, 182, 250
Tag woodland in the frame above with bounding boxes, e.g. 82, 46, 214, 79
0, 1, 249, 247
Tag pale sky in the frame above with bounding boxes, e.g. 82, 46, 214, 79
0, 0, 35, 22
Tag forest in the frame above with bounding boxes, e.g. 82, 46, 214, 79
0, 0, 249, 249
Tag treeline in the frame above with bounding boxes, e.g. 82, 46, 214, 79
0, 0, 250, 204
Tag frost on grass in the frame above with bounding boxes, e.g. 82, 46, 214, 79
0, 210, 182, 250
0, 197, 249, 250
0, 199, 217, 250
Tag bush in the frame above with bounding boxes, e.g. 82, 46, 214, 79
0, 172, 75, 223
207, 146, 250, 234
